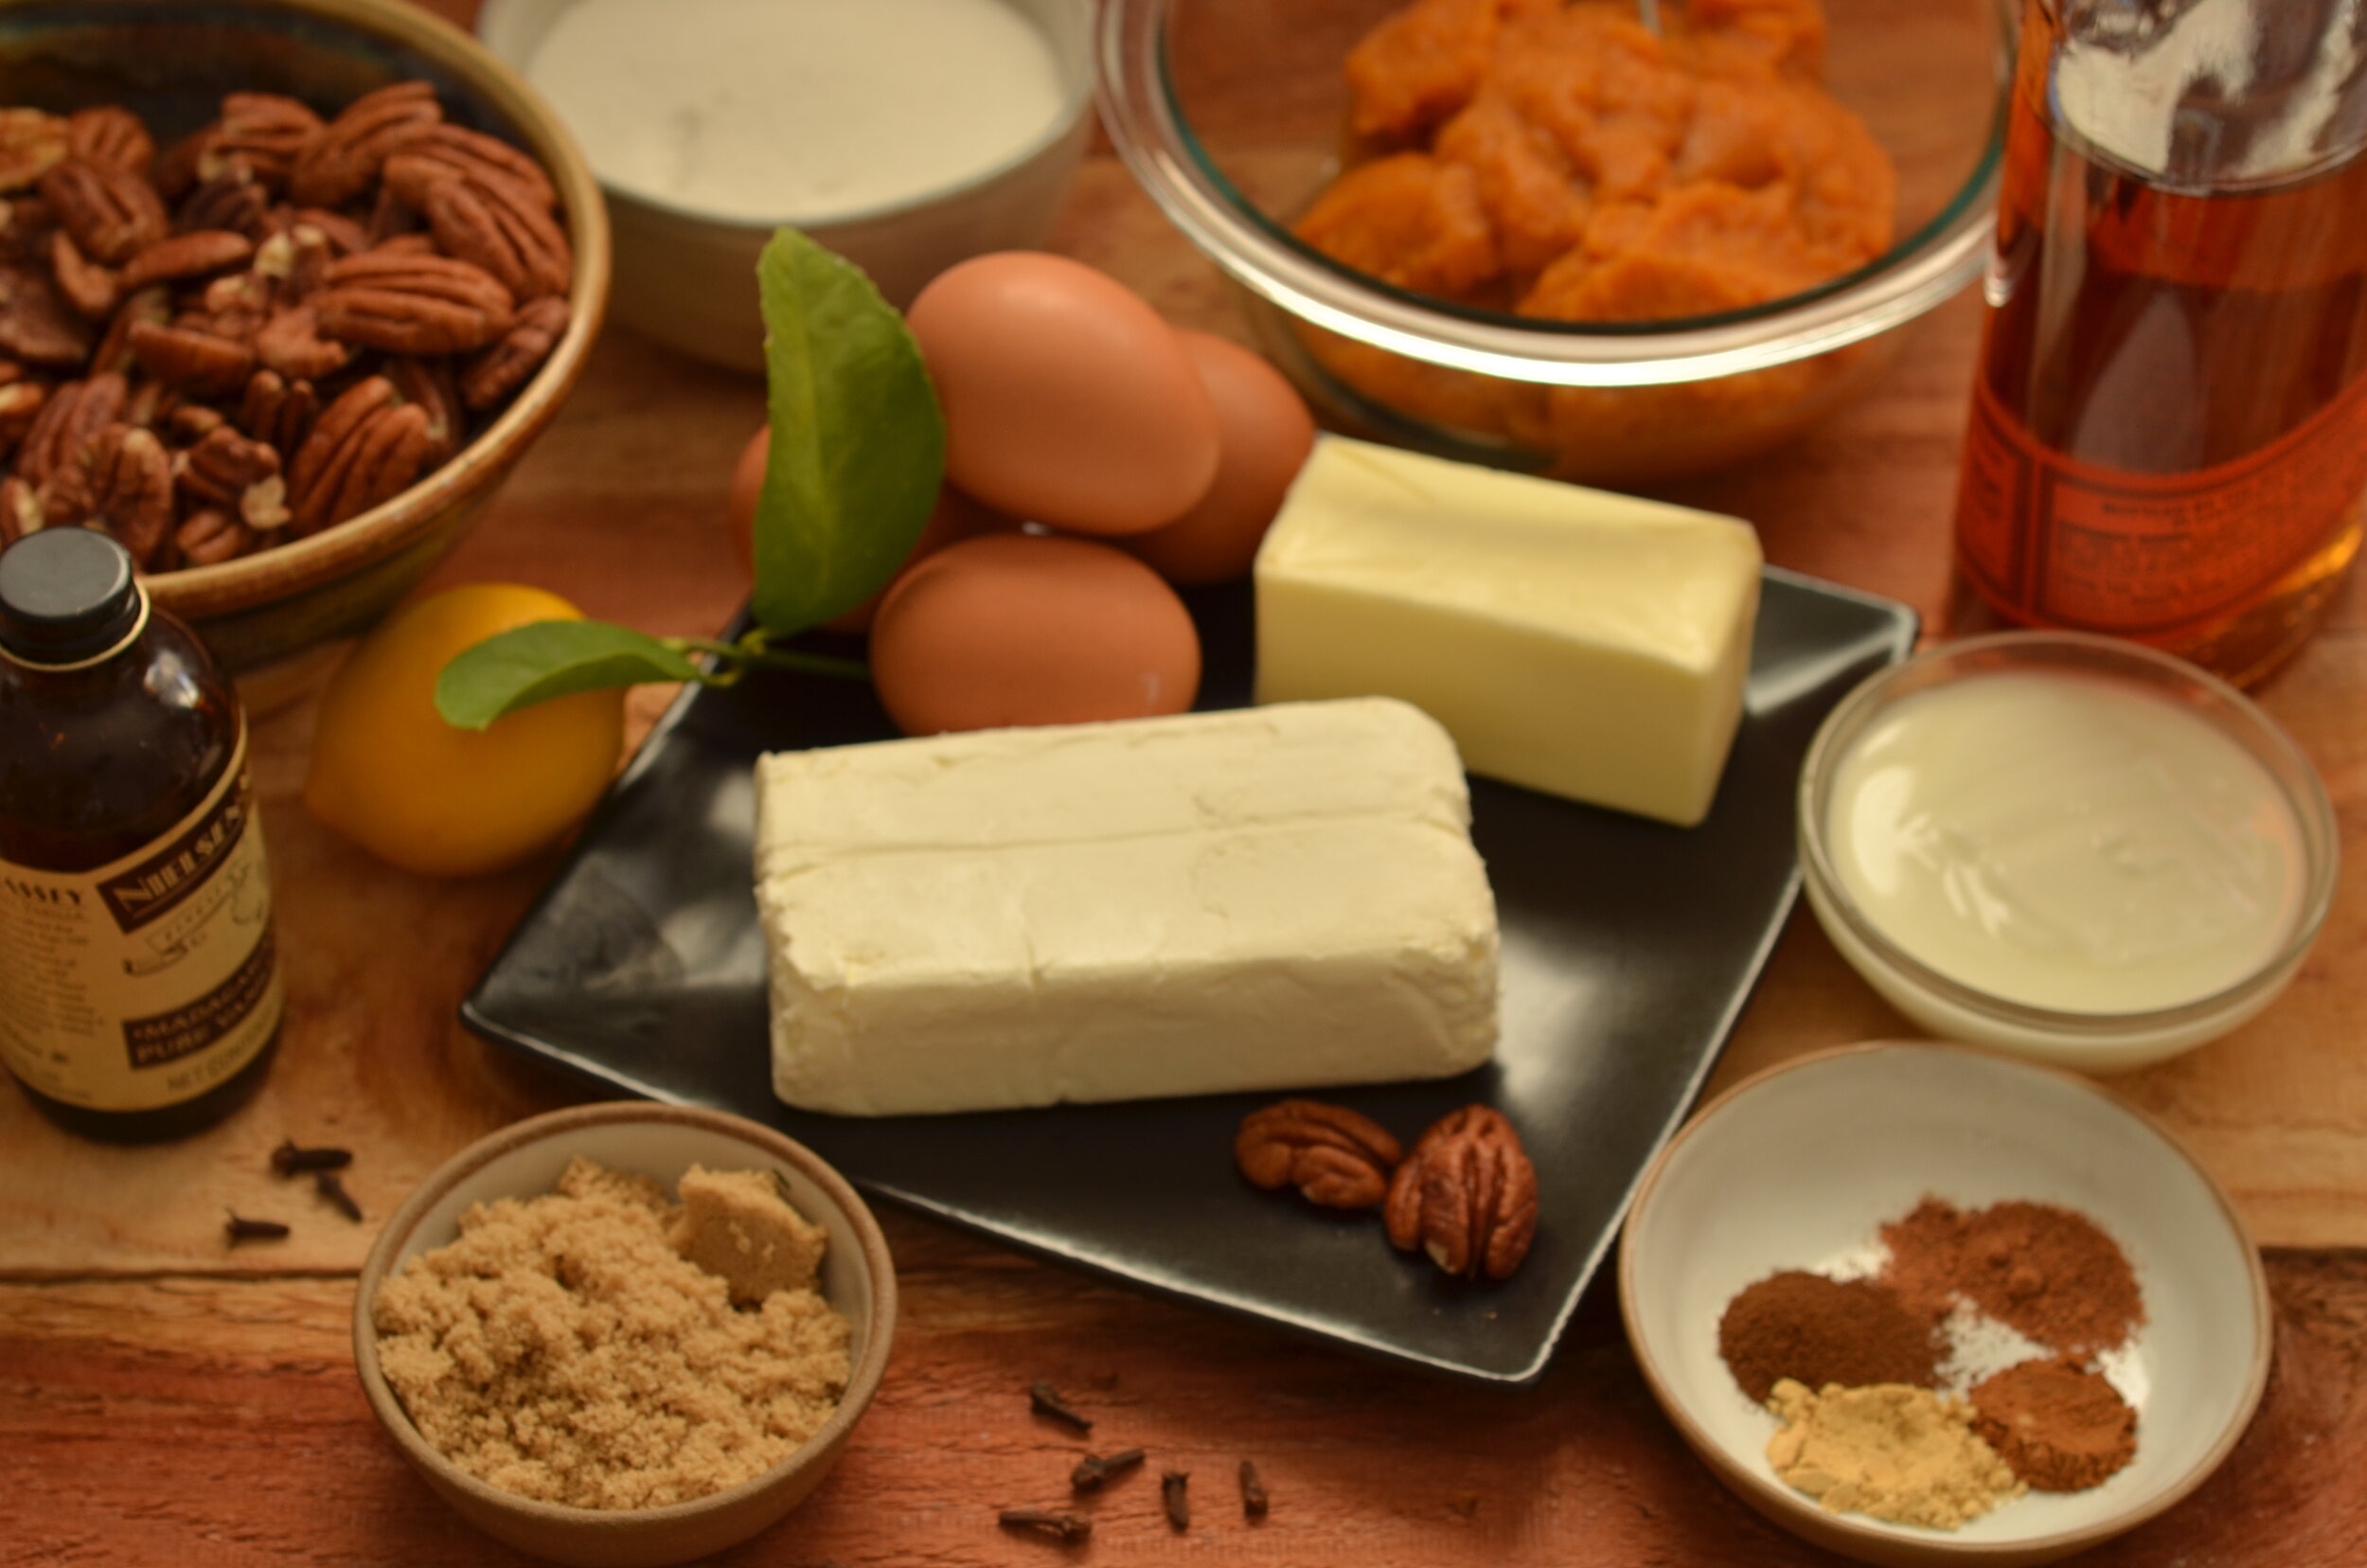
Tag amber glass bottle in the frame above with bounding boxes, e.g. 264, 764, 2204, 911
0, 529, 280, 1142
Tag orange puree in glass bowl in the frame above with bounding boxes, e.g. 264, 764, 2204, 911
1289, 0, 1899, 482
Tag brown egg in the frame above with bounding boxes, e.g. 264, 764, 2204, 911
906, 253, 1220, 537
871, 532, 1201, 736
725, 423, 1009, 632
1125, 331, 1318, 585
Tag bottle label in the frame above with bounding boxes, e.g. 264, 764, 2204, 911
0, 721, 280, 1112
1955, 367, 2367, 636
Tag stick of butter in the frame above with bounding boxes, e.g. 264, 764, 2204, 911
754, 697, 1499, 1115
1255, 437, 1762, 827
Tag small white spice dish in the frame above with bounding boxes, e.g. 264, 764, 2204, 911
1618, 1042, 2269, 1568
353, 1102, 897, 1568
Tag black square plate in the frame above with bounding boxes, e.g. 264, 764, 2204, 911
464, 569, 1914, 1383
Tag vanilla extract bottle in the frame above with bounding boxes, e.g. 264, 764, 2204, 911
0, 528, 281, 1141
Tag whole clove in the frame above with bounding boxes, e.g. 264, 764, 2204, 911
998, 1508, 1093, 1544
314, 1170, 363, 1222
1162, 1469, 1190, 1531
224, 1212, 290, 1244
1071, 1448, 1145, 1491
1240, 1458, 1269, 1519
1028, 1380, 1092, 1433
271, 1138, 353, 1176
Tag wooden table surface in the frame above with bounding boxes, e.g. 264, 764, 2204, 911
8, 7, 2367, 1564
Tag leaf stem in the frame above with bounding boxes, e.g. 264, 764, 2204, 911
659, 633, 871, 685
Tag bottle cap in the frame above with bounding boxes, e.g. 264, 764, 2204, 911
0, 529, 145, 668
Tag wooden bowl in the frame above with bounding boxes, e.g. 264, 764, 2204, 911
353, 1103, 898, 1568
1618, 1042, 2270, 1568
0, 0, 611, 673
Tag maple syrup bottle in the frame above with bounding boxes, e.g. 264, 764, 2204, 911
0, 529, 281, 1142
1950, 0, 2367, 686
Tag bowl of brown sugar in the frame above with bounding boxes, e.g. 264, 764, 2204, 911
353, 1102, 896, 1568
1617, 1042, 2269, 1568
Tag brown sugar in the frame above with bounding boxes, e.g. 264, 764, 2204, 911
1970, 1359, 2138, 1492
1717, 1271, 1945, 1403
1879, 1197, 2145, 1357
672, 1165, 830, 1307
372, 1158, 850, 1510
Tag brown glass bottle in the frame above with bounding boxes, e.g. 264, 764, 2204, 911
0, 529, 280, 1142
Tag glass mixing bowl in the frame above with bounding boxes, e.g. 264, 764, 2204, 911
1099, 0, 2012, 486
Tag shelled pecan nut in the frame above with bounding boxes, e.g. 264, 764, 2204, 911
176, 166, 271, 240
460, 295, 568, 411
205, 94, 322, 189
127, 318, 254, 396
1382, 1106, 1539, 1282
0, 473, 39, 543
413, 167, 570, 302
174, 421, 280, 506
313, 250, 511, 354
0, 263, 94, 365
292, 206, 369, 258
1237, 1099, 1405, 1209
121, 229, 255, 294
251, 304, 350, 382
40, 155, 168, 264
48, 422, 172, 565
0, 110, 69, 192
252, 223, 334, 300
384, 355, 462, 462
173, 505, 257, 565
66, 107, 154, 176
383, 124, 557, 213
88, 285, 167, 377
0, 195, 54, 264
46, 231, 117, 320
236, 368, 316, 457
290, 80, 439, 208
14, 370, 124, 485
0, 377, 45, 461
288, 395, 429, 535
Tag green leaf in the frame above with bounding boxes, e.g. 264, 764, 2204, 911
751, 228, 945, 635
435, 620, 708, 731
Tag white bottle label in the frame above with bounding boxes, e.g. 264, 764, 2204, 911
0, 721, 280, 1112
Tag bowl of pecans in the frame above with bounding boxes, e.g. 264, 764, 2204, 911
0, 0, 607, 673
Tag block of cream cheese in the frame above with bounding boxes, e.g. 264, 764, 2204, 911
753, 697, 1498, 1115
1255, 437, 1763, 827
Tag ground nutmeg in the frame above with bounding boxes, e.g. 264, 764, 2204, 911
1717, 1270, 1945, 1403
1969, 1359, 2138, 1491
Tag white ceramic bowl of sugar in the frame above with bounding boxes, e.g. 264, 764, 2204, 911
1618, 1042, 2269, 1568
476, 0, 1094, 370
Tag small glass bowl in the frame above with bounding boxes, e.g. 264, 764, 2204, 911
1797, 633, 2340, 1072
1097, 0, 2013, 486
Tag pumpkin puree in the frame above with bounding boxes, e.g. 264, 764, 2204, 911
1292, 0, 1897, 476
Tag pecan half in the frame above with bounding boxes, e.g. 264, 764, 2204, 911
290, 80, 439, 207
121, 229, 255, 294
89, 285, 168, 377
0, 110, 69, 193
237, 368, 317, 457
287, 394, 430, 535
0, 264, 94, 365
293, 206, 370, 258
460, 294, 568, 411
313, 250, 511, 354
414, 167, 570, 302
385, 355, 463, 462
0, 195, 54, 264
128, 318, 254, 396
1382, 1106, 1539, 1282
1236, 1100, 1403, 1209
0, 376, 44, 461
66, 107, 154, 176
253, 223, 334, 300
173, 506, 258, 566
0, 473, 40, 543
151, 127, 213, 204
383, 124, 557, 213
47, 231, 118, 320
47, 423, 172, 566
15, 371, 125, 485
40, 155, 168, 264
205, 94, 322, 189
177, 165, 271, 240
253, 304, 352, 381
176, 422, 281, 508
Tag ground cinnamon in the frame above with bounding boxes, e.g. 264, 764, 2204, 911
1969, 1359, 2138, 1491
1717, 1271, 1945, 1403
1879, 1198, 2145, 1356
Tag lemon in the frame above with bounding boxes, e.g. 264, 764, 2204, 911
305, 583, 626, 878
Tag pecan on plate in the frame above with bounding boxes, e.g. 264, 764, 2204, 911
384, 124, 557, 213
286, 375, 432, 534
290, 80, 440, 208
409, 165, 570, 302
40, 154, 167, 264
0, 110, 68, 193
46, 423, 172, 566
127, 318, 253, 397
14, 370, 124, 485
66, 107, 154, 176
0, 263, 93, 366
205, 94, 322, 190
1383, 1106, 1539, 1282
1237, 1099, 1403, 1209
460, 295, 568, 412
313, 250, 512, 354
121, 230, 255, 294
47, 231, 117, 320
